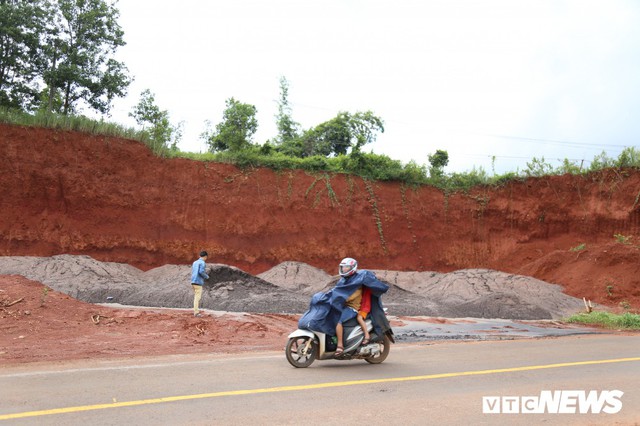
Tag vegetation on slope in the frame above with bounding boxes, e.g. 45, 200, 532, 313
2, 106, 640, 193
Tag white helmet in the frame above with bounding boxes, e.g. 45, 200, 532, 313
339, 257, 358, 277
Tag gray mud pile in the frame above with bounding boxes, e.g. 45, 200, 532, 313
370, 269, 587, 319
0, 255, 585, 319
0, 255, 310, 313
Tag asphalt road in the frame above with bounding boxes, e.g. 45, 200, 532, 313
1, 334, 639, 425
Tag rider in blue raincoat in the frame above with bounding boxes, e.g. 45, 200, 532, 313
298, 258, 392, 345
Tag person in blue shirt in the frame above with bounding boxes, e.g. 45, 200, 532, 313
191, 250, 210, 317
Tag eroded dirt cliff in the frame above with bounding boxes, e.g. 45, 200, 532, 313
1, 123, 639, 307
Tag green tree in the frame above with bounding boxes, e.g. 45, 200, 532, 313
295, 111, 384, 158
299, 113, 350, 157
37, 85, 64, 113
348, 111, 384, 153
428, 149, 449, 178
275, 76, 299, 145
44, 0, 131, 115
0, 0, 52, 109
129, 89, 182, 151
202, 97, 258, 152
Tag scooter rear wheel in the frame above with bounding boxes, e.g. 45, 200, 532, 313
285, 336, 316, 368
365, 335, 391, 364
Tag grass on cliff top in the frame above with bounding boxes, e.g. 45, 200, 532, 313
566, 311, 640, 330
0, 107, 148, 141
3, 107, 640, 192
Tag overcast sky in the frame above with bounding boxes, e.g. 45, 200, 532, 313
106, 0, 640, 174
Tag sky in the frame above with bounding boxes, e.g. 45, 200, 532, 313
104, 0, 640, 174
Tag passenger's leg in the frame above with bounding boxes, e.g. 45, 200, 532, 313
356, 314, 370, 342
335, 322, 344, 354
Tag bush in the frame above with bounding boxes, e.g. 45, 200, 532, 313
616, 147, 640, 168
440, 167, 491, 192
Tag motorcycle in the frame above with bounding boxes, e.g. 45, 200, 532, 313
285, 310, 395, 368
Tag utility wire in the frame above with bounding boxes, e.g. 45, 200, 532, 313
481, 133, 631, 150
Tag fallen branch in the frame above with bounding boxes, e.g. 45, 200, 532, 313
575, 249, 587, 260
4, 297, 24, 307
91, 314, 112, 324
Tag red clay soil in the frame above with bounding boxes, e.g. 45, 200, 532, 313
0, 123, 639, 309
0, 275, 299, 365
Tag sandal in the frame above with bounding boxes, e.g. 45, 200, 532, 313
334, 346, 344, 357
362, 338, 370, 345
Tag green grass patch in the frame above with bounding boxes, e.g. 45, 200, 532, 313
0, 107, 147, 141
566, 311, 640, 330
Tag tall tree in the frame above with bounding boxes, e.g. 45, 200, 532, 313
275, 76, 299, 145
0, 0, 52, 109
45, 0, 131, 115
201, 97, 258, 152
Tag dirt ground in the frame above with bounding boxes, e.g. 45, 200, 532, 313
0, 275, 301, 365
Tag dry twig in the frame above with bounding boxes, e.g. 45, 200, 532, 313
91, 314, 112, 324
2, 297, 24, 308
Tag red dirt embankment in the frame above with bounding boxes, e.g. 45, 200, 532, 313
0, 275, 299, 364
0, 123, 639, 308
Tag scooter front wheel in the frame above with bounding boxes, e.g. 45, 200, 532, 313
285, 336, 316, 368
